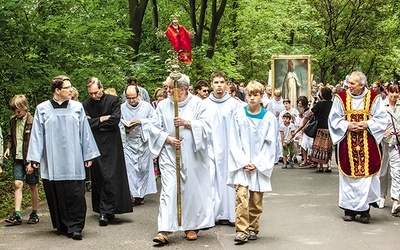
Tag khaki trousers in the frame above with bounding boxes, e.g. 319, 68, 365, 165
235, 185, 264, 236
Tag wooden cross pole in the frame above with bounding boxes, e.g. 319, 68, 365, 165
170, 64, 182, 226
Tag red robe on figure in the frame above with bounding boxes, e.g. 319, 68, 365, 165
165, 23, 192, 63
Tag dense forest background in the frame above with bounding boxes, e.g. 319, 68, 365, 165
1, 0, 400, 215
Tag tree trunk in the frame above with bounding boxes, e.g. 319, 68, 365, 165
231, 0, 239, 48
127, 0, 149, 58
206, 0, 227, 58
150, 0, 158, 29
189, 0, 207, 46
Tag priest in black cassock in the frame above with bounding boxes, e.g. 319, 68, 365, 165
83, 77, 132, 226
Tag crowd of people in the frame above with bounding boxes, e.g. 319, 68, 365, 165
1, 70, 400, 245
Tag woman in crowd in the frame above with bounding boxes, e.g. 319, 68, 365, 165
380, 83, 400, 214
310, 87, 333, 172
151, 87, 168, 109
290, 96, 314, 167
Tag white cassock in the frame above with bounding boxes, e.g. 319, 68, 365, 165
328, 89, 388, 212
120, 101, 157, 198
150, 94, 214, 232
203, 93, 241, 223
266, 98, 285, 161
228, 106, 278, 192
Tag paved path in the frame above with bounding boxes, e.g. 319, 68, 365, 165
1, 162, 399, 249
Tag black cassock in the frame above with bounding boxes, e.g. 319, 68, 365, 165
83, 93, 132, 215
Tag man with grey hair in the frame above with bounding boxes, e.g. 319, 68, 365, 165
151, 74, 214, 245
328, 71, 388, 223
83, 77, 132, 226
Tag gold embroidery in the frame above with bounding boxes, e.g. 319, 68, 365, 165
345, 91, 371, 177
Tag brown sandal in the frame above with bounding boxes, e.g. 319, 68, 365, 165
153, 234, 169, 245
185, 231, 198, 241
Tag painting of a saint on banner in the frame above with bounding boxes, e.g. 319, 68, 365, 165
271, 55, 312, 106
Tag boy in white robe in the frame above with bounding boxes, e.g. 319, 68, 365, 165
203, 71, 241, 225
228, 81, 278, 243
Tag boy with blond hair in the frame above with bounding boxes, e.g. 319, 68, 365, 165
228, 81, 278, 243
4, 95, 39, 225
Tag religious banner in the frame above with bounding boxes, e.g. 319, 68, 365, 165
165, 15, 192, 63
271, 55, 312, 103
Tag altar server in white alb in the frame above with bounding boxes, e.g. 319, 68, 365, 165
120, 85, 157, 206
151, 74, 214, 245
328, 71, 388, 223
228, 81, 278, 243
27, 76, 100, 240
203, 71, 241, 225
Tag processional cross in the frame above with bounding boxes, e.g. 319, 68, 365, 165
156, 14, 194, 226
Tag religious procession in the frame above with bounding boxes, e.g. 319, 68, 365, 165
1, 2, 400, 249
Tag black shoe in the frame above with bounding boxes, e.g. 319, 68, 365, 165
343, 215, 355, 221
358, 212, 370, 224
27, 213, 39, 224
370, 202, 379, 208
5, 213, 22, 225
71, 231, 82, 240
107, 214, 115, 220
99, 214, 108, 226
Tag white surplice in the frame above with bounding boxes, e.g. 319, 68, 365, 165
120, 100, 157, 198
328, 89, 388, 211
150, 94, 214, 232
266, 98, 285, 161
27, 100, 100, 180
228, 106, 278, 192
203, 93, 241, 223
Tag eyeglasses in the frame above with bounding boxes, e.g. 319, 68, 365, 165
61, 85, 72, 90
202, 90, 210, 93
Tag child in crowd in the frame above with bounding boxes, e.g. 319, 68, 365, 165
278, 99, 301, 163
278, 99, 301, 127
266, 89, 284, 118
228, 81, 278, 244
280, 112, 296, 169
3, 95, 39, 225
267, 89, 285, 163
